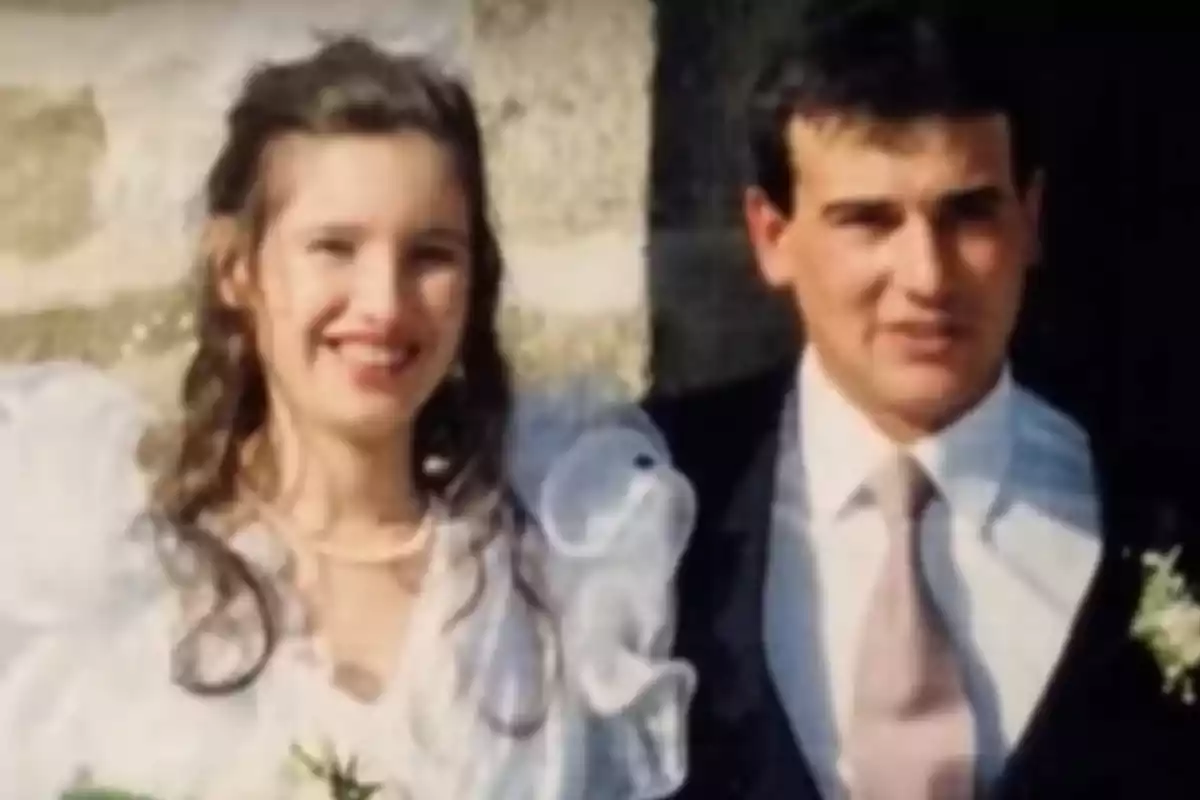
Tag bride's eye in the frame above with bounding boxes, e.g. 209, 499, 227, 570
309, 237, 357, 261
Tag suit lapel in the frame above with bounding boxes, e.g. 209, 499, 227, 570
993, 430, 1158, 793
994, 541, 1127, 790
673, 364, 822, 798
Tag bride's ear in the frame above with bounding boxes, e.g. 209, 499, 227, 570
205, 215, 253, 310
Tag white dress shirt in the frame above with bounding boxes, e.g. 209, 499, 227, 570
763, 351, 1103, 798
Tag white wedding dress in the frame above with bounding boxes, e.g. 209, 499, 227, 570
0, 362, 697, 799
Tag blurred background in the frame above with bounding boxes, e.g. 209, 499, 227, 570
1, 2, 1197, 525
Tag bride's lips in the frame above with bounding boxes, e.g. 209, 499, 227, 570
324, 333, 421, 390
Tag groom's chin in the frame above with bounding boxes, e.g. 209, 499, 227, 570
874, 362, 995, 426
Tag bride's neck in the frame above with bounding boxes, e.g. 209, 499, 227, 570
248, 418, 424, 542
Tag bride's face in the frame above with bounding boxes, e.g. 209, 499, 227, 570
241, 132, 471, 442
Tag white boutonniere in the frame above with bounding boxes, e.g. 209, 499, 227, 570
1130, 546, 1200, 704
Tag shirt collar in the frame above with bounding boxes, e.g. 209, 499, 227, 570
798, 348, 1014, 531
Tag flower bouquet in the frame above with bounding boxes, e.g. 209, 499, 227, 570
60, 743, 383, 800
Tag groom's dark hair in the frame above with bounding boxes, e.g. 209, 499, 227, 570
747, 1, 1041, 214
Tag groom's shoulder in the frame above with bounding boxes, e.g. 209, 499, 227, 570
645, 363, 791, 429
642, 362, 794, 468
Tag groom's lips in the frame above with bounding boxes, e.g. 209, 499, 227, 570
883, 320, 967, 356
887, 318, 962, 335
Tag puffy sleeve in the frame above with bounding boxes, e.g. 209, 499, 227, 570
512, 389, 698, 798
0, 361, 159, 657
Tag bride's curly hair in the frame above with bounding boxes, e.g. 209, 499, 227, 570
144, 36, 553, 736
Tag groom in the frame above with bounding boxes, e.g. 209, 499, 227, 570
649, 6, 1200, 799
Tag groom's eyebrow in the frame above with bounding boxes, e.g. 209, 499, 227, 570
821, 197, 903, 225
820, 184, 1006, 222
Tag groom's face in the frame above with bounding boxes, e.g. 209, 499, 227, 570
746, 113, 1041, 439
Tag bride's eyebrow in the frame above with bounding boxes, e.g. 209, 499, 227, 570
412, 226, 469, 246
301, 222, 368, 239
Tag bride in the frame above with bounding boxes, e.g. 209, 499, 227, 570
0, 37, 695, 799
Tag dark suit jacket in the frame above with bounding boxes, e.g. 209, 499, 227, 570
647, 362, 1200, 799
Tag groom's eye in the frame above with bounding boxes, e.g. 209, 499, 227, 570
941, 187, 1003, 225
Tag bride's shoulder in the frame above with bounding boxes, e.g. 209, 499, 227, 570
0, 359, 151, 420
507, 380, 695, 573
503, 377, 698, 797
507, 374, 694, 555
0, 361, 162, 631
507, 376, 676, 497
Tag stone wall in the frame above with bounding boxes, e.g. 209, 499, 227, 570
0, 0, 652, 411
472, 0, 651, 396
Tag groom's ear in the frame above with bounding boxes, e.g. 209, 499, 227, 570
744, 185, 794, 289
1021, 169, 1045, 266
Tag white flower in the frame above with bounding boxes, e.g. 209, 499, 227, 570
1157, 603, 1200, 665
1131, 546, 1200, 704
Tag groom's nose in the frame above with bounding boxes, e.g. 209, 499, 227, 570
891, 217, 952, 300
